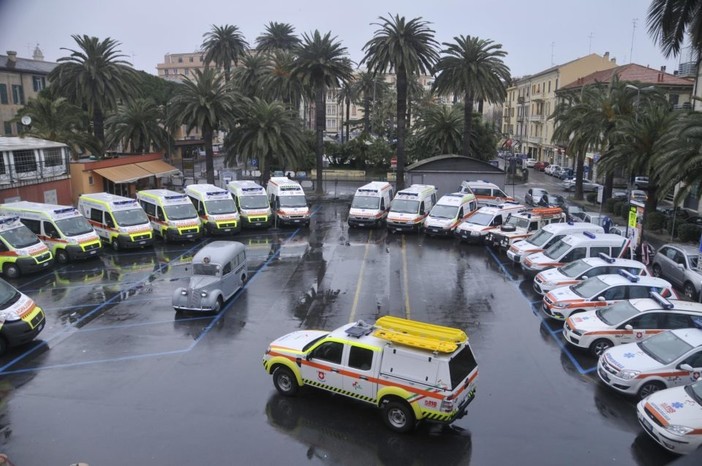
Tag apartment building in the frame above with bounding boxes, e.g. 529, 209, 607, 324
502, 52, 618, 166
0, 47, 56, 136
156, 52, 207, 82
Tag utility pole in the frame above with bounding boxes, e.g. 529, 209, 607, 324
550, 42, 555, 66
630, 19, 638, 64
587, 33, 593, 54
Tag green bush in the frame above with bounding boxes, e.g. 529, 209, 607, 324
677, 224, 702, 243
613, 201, 627, 217
586, 192, 597, 204
604, 198, 618, 213
644, 212, 666, 232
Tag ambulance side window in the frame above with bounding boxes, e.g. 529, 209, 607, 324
142, 202, 156, 217
380, 199, 385, 210
0, 241, 7, 252
458, 207, 464, 219
90, 209, 102, 223
419, 202, 425, 215
44, 221, 60, 238
493, 215, 502, 226
681, 351, 702, 368
310, 341, 343, 364
105, 214, 115, 228
157, 207, 166, 221
348, 346, 373, 371
196, 200, 205, 216
22, 219, 41, 235
469, 200, 477, 212
529, 221, 539, 231
222, 262, 232, 275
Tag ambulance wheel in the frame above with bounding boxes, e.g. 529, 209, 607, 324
241, 273, 247, 283
589, 338, 613, 357
56, 249, 69, 264
638, 381, 664, 400
2, 263, 20, 279
273, 366, 299, 396
212, 297, 224, 313
382, 400, 415, 433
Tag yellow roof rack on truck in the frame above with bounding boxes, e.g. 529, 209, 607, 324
372, 316, 467, 353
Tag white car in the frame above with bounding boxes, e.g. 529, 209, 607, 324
533, 255, 648, 295
525, 158, 537, 168
637, 380, 702, 455
563, 292, 702, 356
598, 328, 702, 400
542, 271, 676, 321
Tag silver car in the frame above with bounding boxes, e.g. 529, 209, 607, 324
651, 243, 702, 300
172, 241, 247, 312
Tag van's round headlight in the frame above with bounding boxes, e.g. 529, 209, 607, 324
200, 291, 208, 298
181, 290, 188, 296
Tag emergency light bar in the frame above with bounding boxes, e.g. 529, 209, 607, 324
0, 216, 18, 225
280, 186, 301, 191
649, 291, 674, 310
165, 195, 187, 200
206, 191, 228, 196
598, 252, 615, 263
53, 207, 76, 215
358, 189, 378, 194
583, 231, 597, 239
617, 269, 640, 282
113, 200, 136, 206
399, 192, 419, 197
242, 187, 262, 192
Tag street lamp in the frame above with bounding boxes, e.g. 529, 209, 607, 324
625, 84, 656, 121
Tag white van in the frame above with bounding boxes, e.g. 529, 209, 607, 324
454, 202, 525, 243
348, 181, 394, 228
386, 184, 437, 233
78, 192, 154, 250
460, 180, 514, 207
0, 215, 53, 278
521, 231, 630, 276
506, 222, 604, 264
227, 180, 272, 228
0, 278, 45, 355
423, 192, 478, 236
267, 177, 310, 226
0, 201, 102, 264
136, 189, 202, 242
185, 184, 241, 235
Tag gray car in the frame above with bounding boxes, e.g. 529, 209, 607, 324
651, 243, 702, 300
172, 241, 248, 312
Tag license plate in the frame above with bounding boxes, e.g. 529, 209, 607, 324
89, 250, 97, 255
186, 234, 193, 238
37, 321, 44, 332
138, 241, 146, 245
42, 262, 49, 267
224, 229, 231, 232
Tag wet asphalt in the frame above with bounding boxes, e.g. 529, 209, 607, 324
0, 170, 685, 466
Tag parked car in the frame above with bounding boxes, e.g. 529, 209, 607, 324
533, 161, 549, 171
525, 158, 537, 168
630, 189, 648, 203
537, 194, 566, 210
558, 168, 574, 180
651, 243, 702, 300
525, 188, 549, 206
545, 165, 562, 176
565, 205, 585, 222
634, 176, 649, 189
562, 179, 602, 193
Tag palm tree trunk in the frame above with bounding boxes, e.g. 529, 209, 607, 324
204, 123, 215, 184
396, 66, 408, 191
363, 95, 371, 133
315, 84, 325, 195
463, 93, 474, 158
261, 152, 271, 186
339, 103, 344, 143
93, 106, 105, 148
574, 151, 585, 200
345, 98, 350, 142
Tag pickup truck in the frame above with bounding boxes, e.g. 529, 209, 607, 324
486, 207, 567, 251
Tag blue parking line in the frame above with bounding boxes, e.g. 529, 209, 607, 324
0, 228, 302, 374
484, 247, 518, 282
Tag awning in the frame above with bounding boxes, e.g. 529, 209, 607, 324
94, 165, 153, 184
136, 160, 181, 177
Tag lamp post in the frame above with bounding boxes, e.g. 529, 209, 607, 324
625, 84, 656, 122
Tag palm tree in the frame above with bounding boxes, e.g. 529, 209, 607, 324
105, 98, 171, 154
265, 51, 305, 110
48, 34, 138, 149
433, 35, 510, 157
224, 98, 307, 183
414, 104, 463, 155
352, 71, 389, 133
14, 92, 99, 156
361, 14, 439, 190
168, 68, 239, 183
232, 51, 272, 98
256, 22, 301, 54
202, 24, 249, 82
292, 31, 354, 194
656, 111, 702, 205
648, 0, 702, 58
337, 81, 359, 142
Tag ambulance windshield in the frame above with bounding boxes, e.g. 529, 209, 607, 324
639, 331, 693, 365
205, 198, 237, 214
56, 216, 93, 236
466, 212, 493, 226
597, 301, 639, 325
571, 277, 607, 298
0, 225, 40, 248
391, 199, 419, 214
164, 203, 198, 220
239, 195, 269, 209
430, 205, 458, 219
527, 229, 554, 247
352, 196, 380, 209
544, 240, 571, 260
279, 195, 307, 208
113, 208, 149, 227
504, 215, 530, 230
193, 263, 219, 276
558, 259, 591, 278
0, 279, 21, 309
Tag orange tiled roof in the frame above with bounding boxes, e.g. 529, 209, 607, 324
559, 63, 693, 91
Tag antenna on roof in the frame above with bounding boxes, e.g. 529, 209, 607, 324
588, 33, 593, 54
630, 18, 638, 64
551, 42, 555, 66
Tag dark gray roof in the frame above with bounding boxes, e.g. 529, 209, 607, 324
406, 154, 504, 173
0, 55, 57, 74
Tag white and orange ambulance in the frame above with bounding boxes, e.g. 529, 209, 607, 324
267, 177, 311, 227
423, 192, 478, 236
348, 181, 394, 228
454, 202, 525, 243
227, 180, 272, 228
386, 184, 437, 233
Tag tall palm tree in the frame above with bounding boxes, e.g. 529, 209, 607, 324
656, 111, 702, 205
232, 51, 272, 98
14, 92, 98, 156
202, 24, 249, 82
361, 14, 439, 190
48, 35, 138, 149
292, 31, 354, 194
105, 98, 171, 154
224, 98, 307, 183
337, 81, 359, 142
352, 71, 389, 133
256, 22, 301, 54
648, 0, 702, 58
168, 68, 239, 183
414, 104, 463, 155
265, 51, 305, 110
433, 35, 510, 157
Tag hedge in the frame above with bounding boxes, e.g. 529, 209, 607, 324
677, 224, 702, 243
644, 212, 666, 232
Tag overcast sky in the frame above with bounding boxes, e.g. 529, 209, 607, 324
0, 0, 690, 79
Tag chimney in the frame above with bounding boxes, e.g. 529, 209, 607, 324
611, 57, 617, 64
661, 65, 666, 72
6, 51, 17, 68
604, 51, 610, 60
674, 70, 679, 76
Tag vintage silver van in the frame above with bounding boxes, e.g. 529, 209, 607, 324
172, 241, 247, 313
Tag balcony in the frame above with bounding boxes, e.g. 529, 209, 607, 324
529, 114, 544, 122
527, 136, 542, 145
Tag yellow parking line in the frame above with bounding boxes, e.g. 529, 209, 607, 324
349, 230, 372, 323
402, 235, 410, 319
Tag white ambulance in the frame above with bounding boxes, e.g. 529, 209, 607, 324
506, 222, 604, 264
185, 184, 241, 235
0, 278, 45, 355
348, 181, 394, 228
386, 184, 437, 233
77, 192, 154, 250
460, 180, 514, 207
267, 177, 311, 226
454, 202, 525, 243
423, 192, 478, 236
136, 189, 202, 242
227, 180, 272, 228
0, 215, 53, 278
0, 201, 102, 264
